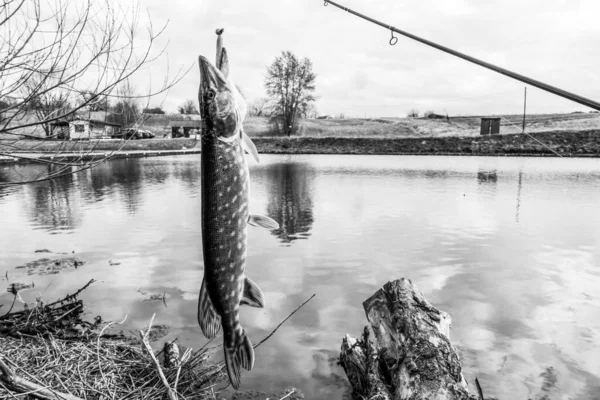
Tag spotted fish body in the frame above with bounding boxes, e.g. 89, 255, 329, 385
197, 31, 278, 390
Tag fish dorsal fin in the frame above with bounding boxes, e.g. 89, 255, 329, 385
248, 214, 279, 230
198, 278, 221, 338
241, 131, 259, 163
240, 277, 265, 308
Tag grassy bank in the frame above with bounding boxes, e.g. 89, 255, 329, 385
252, 129, 600, 156
0, 138, 200, 153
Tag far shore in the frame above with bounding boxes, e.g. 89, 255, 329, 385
1, 129, 600, 165
2, 113, 599, 164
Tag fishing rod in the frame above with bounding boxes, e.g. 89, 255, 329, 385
323, 0, 600, 112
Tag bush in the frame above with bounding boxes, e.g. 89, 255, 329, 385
407, 109, 419, 118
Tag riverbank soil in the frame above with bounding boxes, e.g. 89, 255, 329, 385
252, 130, 600, 156
0, 138, 200, 153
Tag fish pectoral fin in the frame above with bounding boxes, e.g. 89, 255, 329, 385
241, 130, 260, 163
248, 214, 279, 230
198, 279, 221, 339
240, 277, 265, 308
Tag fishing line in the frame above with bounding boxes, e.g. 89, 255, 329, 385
499, 116, 563, 157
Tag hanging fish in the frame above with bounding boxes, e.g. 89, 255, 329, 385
197, 29, 278, 389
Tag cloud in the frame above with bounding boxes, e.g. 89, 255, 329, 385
353, 71, 368, 90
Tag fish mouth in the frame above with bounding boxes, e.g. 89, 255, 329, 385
198, 55, 227, 91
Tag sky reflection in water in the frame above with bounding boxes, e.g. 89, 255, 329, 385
1, 154, 600, 399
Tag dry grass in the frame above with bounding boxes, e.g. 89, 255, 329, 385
244, 116, 416, 138
0, 280, 224, 399
408, 112, 600, 137
244, 113, 600, 139
0, 334, 223, 399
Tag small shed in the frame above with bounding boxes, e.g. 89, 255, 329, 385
49, 121, 71, 139
169, 120, 202, 138
480, 117, 501, 135
69, 119, 121, 140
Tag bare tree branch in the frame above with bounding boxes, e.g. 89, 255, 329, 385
0, 0, 192, 185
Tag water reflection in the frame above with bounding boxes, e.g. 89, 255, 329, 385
0, 169, 13, 198
23, 165, 81, 232
2, 155, 600, 400
516, 171, 523, 223
477, 170, 497, 184
170, 162, 200, 193
14, 157, 202, 232
264, 162, 314, 244
89, 159, 144, 213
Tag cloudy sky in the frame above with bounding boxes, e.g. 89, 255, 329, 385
134, 0, 600, 117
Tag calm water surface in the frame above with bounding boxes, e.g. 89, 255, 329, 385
1, 154, 600, 399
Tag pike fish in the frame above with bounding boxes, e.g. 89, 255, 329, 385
197, 31, 278, 389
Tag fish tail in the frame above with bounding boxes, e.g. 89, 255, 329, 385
223, 328, 254, 389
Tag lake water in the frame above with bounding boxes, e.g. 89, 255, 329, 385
1, 154, 600, 399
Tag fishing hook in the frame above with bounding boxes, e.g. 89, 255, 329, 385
389, 28, 398, 46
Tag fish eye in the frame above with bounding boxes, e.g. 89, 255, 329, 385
207, 90, 216, 100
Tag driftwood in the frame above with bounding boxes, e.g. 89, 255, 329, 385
340, 278, 480, 400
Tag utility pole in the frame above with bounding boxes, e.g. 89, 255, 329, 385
522, 87, 527, 133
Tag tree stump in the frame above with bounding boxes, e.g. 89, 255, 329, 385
339, 278, 480, 400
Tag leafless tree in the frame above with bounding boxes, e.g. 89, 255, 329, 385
111, 81, 141, 127
407, 109, 420, 118
20, 72, 72, 137
177, 99, 199, 115
248, 97, 273, 117
265, 51, 316, 136
0, 0, 189, 186
302, 103, 318, 119
81, 91, 109, 112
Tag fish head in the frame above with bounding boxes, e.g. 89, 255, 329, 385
198, 54, 246, 141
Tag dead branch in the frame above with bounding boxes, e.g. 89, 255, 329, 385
139, 314, 178, 400
0, 357, 83, 400
254, 293, 316, 350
